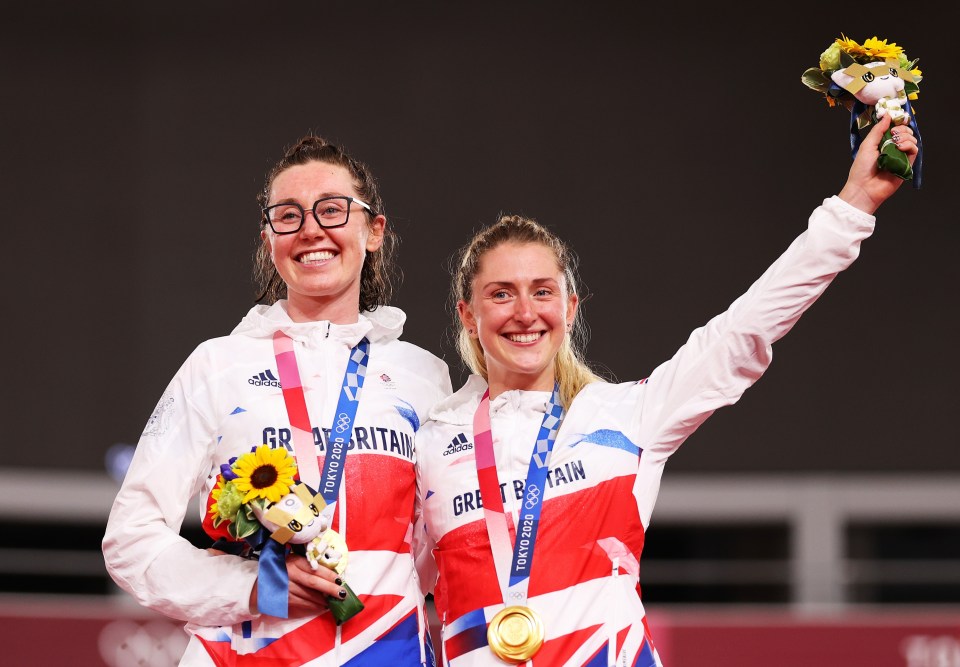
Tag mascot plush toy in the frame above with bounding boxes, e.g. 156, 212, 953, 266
204, 445, 364, 623
802, 35, 923, 187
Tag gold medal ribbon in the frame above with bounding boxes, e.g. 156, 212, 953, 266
472, 385, 564, 662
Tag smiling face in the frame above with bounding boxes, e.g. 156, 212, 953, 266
262, 161, 385, 323
457, 241, 578, 397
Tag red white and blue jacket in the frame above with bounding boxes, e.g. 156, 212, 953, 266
104, 302, 452, 666
416, 197, 875, 666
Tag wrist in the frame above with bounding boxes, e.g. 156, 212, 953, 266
837, 184, 879, 215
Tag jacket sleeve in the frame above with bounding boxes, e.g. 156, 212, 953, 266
632, 196, 876, 456
412, 448, 439, 597
410, 359, 452, 597
101, 347, 260, 626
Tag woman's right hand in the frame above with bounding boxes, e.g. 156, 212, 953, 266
838, 113, 918, 214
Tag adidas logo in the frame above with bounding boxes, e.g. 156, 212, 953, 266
442, 433, 473, 456
248, 369, 281, 388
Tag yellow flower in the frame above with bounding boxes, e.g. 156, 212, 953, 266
908, 68, 922, 100
209, 475, 226, 519
232, 445, 297, 504
862, 36, 903, 60
835, 35, 866, 57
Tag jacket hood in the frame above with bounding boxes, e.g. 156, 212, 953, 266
231, 301, 406, 347
427, 375, 553, 426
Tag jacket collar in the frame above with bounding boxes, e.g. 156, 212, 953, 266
428, 375, 552, 426
231, 301, 406, 347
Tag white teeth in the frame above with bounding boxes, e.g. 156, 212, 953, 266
299, 251, 334, 263
508, 333, 541, 343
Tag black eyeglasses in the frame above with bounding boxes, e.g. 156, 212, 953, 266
261, 196, 375, 234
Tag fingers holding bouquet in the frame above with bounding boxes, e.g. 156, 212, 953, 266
802, 33, 924, 200
206, 445, 365, 623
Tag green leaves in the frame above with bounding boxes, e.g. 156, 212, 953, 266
228, 503, 263, 540
801, 67, 832, 93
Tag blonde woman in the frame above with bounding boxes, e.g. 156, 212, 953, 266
416, 116, 917, 666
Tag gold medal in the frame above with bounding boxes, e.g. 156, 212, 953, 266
487, 605, 544, 663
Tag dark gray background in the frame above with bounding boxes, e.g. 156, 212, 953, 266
4, 2, 957, 474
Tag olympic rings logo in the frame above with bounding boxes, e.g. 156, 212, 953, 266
524, 484, 541, 510
335, 413, 351, 433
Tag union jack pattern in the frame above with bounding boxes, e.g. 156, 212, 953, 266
418, 197, 874, 666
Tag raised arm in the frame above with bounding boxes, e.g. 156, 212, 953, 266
632, 115, 917, 457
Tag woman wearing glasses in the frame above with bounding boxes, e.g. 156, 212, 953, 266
104, 136, 452, 666
416, 116, 917, 666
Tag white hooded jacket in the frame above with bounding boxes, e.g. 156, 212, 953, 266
104, 302, 452, 666
416, 197, 875, 666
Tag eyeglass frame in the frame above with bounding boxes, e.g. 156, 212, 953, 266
261, 195, 377, 234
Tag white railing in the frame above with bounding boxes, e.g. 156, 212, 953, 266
3, 469, 959, 610
653, 474, 960, 609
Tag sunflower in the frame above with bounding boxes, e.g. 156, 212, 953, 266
232, 445, 297, 503
861, 36, 903, 60
835, 34, 866, 58
208, 474, 226, 521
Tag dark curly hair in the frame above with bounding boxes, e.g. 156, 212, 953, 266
253, 136, 397, 313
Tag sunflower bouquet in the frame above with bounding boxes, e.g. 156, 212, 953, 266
204, 445, 363, 624
801, 35, 923, 185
